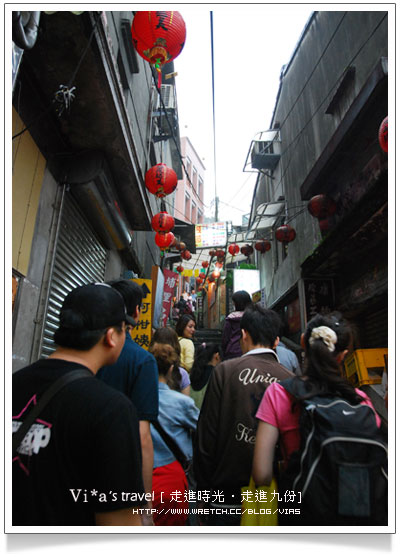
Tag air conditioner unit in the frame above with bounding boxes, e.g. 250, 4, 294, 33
251, 140, 280, 171
156, 84, 176, 109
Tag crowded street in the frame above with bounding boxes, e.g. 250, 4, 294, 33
9, 6, 392, 544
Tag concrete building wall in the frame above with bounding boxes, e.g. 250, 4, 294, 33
13, 167, 61, 371
252, 11, 388, 312
12, 10, 181, 369
174, 136, 206, 224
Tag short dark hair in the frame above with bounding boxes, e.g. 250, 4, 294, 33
240, 304, 280, 347
54, 325, 123, 351
108, 279, 143, 316
176, 314, 196, 337
232, 290, 252, 311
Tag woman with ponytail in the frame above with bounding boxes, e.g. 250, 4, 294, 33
252, 312, 381, 488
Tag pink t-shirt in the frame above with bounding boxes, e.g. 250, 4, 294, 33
256, 382, 381, 464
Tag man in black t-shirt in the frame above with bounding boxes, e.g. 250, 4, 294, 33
12, 283, 148, 526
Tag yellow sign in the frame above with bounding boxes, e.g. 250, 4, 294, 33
130, 279, 152, 350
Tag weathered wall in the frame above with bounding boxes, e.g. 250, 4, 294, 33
255, 11, 388, 309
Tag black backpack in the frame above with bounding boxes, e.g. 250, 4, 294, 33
277, 377, 388, 526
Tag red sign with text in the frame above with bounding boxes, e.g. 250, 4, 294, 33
162, 269, 179, 326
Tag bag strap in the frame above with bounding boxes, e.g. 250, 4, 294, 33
151, 419, 190, 471
280, 377, 309, 399
13, 368, 93, 457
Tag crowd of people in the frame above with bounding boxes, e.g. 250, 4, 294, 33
12, 282, 388, 527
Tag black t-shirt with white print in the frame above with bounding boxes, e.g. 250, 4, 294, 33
12, 359, 146, 526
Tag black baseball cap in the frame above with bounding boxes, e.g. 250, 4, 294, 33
59, 283, 136, 330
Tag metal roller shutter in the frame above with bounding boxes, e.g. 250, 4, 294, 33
39, 192, 107, 358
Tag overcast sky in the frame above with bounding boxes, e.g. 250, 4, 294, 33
174, 5, 313, 225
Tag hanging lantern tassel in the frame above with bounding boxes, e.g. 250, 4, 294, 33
155, 60, 162, 88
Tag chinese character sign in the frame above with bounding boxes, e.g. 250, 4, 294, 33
304, 279, 334, 321
162, 269, 178, 326
130, 279, 152, 350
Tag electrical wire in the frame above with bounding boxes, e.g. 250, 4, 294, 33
227, 172, 256, 204
218, 199, 249, 213
210, 11, 218, 220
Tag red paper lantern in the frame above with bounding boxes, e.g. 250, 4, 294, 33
155, 231, 175, 250
209, 249, 216, 257
228, 244, 240, 256
255, 240, 271, 254
145, 163, 178, 198
307, 195, 336, 219
176, 241, 186, 251
275, 225, 296, 243
151, 211, 175, 232
215, 262, 223, 269
199, 272, 206, 280
318, 219, 330, 232
215, 249, 225, 258
378, 116, 388, 153
181, 250, 191, 261
131, 11, 186, 86
176, 264, 184, 273
196, 277, 203, 285
202, 261, 209, 268
240, 244, 254, 257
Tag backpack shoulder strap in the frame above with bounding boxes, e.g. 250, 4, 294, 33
280, 377, 309, 399
151, 419, 190, 471
13, 368, 93, 457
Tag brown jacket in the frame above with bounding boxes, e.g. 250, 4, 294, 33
193, 349, 294, 503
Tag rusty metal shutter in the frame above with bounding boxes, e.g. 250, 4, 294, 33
39, 191, 107, 358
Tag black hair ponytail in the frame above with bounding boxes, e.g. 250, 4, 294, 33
300, 312, 362, 404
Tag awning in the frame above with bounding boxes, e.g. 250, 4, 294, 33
249, 201, 285, 233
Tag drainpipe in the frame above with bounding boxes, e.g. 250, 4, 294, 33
12, 11, 41, 93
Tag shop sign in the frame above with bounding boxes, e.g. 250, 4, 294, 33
131, 279, 152, 349
195, 222, 227, 248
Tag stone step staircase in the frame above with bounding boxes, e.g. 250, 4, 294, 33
194, 328, 223, 350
